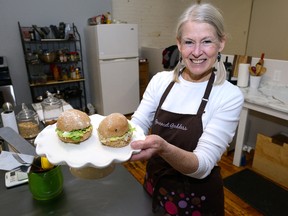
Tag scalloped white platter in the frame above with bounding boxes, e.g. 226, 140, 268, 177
35, 114, 145, 168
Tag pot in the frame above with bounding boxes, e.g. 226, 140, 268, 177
39, 52, 56, 63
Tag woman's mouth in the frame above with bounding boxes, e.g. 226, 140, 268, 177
191, 59, 205, 64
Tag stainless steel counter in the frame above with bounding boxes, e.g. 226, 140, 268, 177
0, 164, 153, 215
0, 115, 154, 215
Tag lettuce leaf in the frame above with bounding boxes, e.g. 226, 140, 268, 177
56, 125, 93, 141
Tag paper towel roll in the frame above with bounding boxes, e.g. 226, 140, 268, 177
237, 63, 250, 87
1, 111, 19, 133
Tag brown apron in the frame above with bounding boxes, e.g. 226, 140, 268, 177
144, 71, 224, 216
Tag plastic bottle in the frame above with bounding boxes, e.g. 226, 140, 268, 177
65, 24, 71, 40
106, 12, 112, 24
75, 68, 80, 79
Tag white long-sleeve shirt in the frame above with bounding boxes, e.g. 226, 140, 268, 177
131, 71, 244, 179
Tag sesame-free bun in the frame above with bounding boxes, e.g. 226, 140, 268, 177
56, 109, 92, 144
57, 109, 91, 131
97, 113, 132, 148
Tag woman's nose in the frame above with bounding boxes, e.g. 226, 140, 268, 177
192, 43, 203, 56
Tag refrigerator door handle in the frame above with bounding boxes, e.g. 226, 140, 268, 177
100, 57, 138, 63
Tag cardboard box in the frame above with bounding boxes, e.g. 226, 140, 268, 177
252, 133, 288, 189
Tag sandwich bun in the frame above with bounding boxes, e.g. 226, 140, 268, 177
56, 109, 93, 144
97, 113, 133, 148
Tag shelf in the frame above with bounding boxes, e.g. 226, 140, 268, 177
41, 39, 74, 42
30, 78, 85, 87
18, 22, 87, 109
23, 39, 80, 43
26, 60, 80, 65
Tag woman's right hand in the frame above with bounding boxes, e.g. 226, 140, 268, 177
129, 135, 168, 161
130, 134, 199, 175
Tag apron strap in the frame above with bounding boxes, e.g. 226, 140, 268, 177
197, 71, 215, 116
152, 81, 174, 127
158, 82, 174, 109
157, 67, 185, 110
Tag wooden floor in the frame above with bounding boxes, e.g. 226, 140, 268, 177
123, 151, 264, 216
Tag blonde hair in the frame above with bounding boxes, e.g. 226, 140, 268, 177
173, 3, 227, 85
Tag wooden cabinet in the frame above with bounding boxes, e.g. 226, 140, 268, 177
139, 61, 149, 100
252, 133, 288, 189
18, 22, 86, 110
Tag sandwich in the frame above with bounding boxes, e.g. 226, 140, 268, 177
97, 113, 134, 148
56, 109, 93, 144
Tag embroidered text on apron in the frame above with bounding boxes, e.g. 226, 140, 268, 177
144, 71, 224, 216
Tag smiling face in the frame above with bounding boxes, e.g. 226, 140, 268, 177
177, 21, 225, 82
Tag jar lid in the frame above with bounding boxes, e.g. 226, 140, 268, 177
16, 103, 37, 120
41, 91, 62, 106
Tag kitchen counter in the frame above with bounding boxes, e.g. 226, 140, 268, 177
0, 127, 154, 216
242, 82, 288, 115
0, 164, 153, 215
233, 81, 288, 166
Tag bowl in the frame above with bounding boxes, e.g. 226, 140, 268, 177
39, 52, 57, 63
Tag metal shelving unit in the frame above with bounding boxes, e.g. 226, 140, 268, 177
18, 22, 87, 110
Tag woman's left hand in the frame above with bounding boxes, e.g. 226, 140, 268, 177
130, 135, 168, 161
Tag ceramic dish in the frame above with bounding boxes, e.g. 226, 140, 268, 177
35, 114, 145, 168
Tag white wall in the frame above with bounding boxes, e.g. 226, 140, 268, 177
141, 47, 164, 78
0, 0, 112, 105
112, 0, 252, 77
112, 0, 252, 56
247, 0, 288, 60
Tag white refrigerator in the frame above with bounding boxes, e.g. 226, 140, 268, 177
85, 24, 140, 115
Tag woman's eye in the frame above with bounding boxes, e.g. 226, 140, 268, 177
184, 40, 193, 45
202, 40, 212, 44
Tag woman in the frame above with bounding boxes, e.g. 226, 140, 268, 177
130, 3, 244, 216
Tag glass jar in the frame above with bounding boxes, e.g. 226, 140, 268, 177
16, 103, 40, 139
41, 92, 63, 126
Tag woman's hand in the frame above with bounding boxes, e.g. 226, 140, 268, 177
130, 135, 168, 161
130, 134, 199, 175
